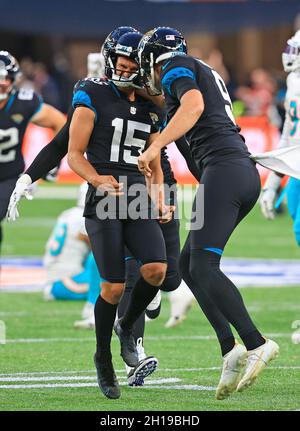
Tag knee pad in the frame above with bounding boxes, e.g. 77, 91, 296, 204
160, 272, 181, 292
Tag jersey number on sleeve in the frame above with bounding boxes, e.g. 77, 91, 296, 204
0, 127, 19, 162
110, 118, 151, 165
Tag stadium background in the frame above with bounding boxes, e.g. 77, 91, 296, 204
1, 0, 300, 412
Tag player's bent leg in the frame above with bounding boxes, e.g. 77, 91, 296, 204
45, 276, 89, 301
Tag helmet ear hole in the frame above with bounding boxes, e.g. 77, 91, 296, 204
138, 27, 187, 96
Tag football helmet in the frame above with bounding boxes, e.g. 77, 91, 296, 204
0, 51, 20, 101
138, 27, 187, 95
282, 30, 300, 73
101, 26, 138, 78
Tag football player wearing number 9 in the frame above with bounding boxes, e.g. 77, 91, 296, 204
68, 31, 170, 400
0, 51, 65, 263
137, 27, 279, 399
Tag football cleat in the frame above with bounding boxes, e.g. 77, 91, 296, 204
74, 315, 95, 329
145, 290, 161, 320
125, 337, 158, 386
236, 339, 279, 393
94, 354, 120, 399
114, 319, 139, 367
127, 356, 159, 387
81, 301, 94, 320
165, 281, 195, 328
216, 342, 247, 400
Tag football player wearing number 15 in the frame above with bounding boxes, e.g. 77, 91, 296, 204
0, 51, 65, 260
137, 27, 279, 400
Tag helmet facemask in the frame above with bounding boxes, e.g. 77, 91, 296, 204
0, 67, 13, 102
110, 47, 142, 89
282, 35, 300, 73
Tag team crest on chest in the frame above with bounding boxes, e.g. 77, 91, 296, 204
11, 114, 24, 124
149, 112, 159, 124
130, 106, 136, 115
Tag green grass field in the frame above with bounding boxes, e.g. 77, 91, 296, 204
0, 187, 300, 411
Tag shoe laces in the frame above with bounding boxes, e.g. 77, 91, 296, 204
136, 337, 146, 360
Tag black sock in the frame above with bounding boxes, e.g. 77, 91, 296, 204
118, 284, 145, 342
220, 336, 236, 357
242, 330, 265, 351
94, 295, 118, 362
120, 277, 160, 331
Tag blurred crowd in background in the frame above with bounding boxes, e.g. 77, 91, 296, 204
16, 45, 287, 133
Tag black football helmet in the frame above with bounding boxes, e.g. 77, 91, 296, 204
0, 51, 20, 101
110, 31, 144, 88
101, 26, 138, 78
138, 27, 187, 95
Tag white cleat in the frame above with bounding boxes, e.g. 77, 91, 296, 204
216, 342, 247, 400
74, 315, 95, 329
125, 337, 158, 386
236, 339, 279, 393
81, 302, 94, 320
165, 281, 195, 328
145, 290, 161, 320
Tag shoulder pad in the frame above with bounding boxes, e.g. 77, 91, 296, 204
17, 88, 35, 101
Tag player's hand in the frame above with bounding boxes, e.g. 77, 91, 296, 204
259, 188, 277, 220
158, 205, 176, 224
6, 174, 34, 222
138, 145, 161, 178
93, 175, 124, 196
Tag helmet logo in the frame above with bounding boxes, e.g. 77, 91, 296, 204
130, 106, 136, 115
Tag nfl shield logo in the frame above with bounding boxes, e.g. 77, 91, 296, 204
130, 107, 136, 115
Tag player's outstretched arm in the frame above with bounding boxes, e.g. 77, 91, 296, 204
30, 103, 66, 135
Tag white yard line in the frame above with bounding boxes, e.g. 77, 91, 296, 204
4, 333, 292, 344
0, 366, 299, 379
0, 378, 181, 390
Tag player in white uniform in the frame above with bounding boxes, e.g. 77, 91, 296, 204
43, 183, 102, 307
260, 30, 300, 345
260, 31, 300, 236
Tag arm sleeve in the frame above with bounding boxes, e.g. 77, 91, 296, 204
175, 136, 202, 181
25, 108, 73, 182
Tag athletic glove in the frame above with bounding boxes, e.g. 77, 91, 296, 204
6, 174, 34, 221
259, 172, 282, 220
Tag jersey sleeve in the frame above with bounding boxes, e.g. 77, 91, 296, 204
17, 88, 43, 119
161, 55, 200, 101
72, 79, 99, 121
